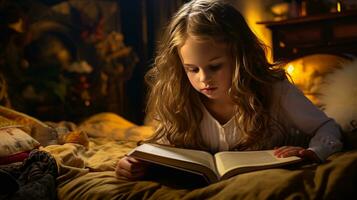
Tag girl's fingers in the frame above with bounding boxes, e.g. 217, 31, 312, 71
130, 170, 146, 180
118, 157, 141, 171
274, 146, 289, 154
116, 166, 146, 180
116, 167, 132, 179
274, 146, 292, 155
280, 149, 301, 157
116, 156, 148, 179
128, 157, 151, 170
117, 157, 132, 170
130, 165, 148, 173
274, 147, 320, 162
274, 146, 304, 158
127, 157, 140, 163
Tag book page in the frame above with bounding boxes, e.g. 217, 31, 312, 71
131, 144, 216, 172
214, 150, 301, 177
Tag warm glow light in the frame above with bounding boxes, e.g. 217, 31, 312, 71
337, 2, 341, 12
286, 64, 295, 75
242, 2, 273, 62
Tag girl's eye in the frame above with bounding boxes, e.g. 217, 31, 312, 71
209, 64, 221, 71
185, 67, 199, 73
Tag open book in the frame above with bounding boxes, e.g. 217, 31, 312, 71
128, 143, 302, 184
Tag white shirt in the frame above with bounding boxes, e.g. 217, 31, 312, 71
199, 80, 343, 161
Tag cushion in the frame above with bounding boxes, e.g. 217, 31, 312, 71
318, 59, 357, 132
0, 127, 40, 164
284, 54, 350, 107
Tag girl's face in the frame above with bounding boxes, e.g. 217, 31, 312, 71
179, 36, 233, 102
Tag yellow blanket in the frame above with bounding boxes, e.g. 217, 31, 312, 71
40, 113, 357, 200
3, 107, 356, 199
43, 138, 357, 200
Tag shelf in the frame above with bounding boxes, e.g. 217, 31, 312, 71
257, 10, 357, 27
258, 11, 357, 61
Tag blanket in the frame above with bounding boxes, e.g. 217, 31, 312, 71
1, 110, 356, 200
42, 137, 357, 200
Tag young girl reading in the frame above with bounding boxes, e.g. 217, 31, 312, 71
115, 0, 343, 180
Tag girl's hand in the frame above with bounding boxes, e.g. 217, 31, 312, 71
274, 146, 321, 163
115, 156, 148, 180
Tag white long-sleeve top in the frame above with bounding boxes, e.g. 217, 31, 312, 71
200, 80, 343, 161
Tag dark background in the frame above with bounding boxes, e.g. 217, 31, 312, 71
0, 0, 189, 125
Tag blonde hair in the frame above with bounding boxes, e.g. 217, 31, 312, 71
145, 0, 286, 150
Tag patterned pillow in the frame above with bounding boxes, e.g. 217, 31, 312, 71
0, 127, 40, 164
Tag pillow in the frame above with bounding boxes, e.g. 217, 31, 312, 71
318, 59, 357, 150
0, 127, 40, 164
318, 59, 357, 133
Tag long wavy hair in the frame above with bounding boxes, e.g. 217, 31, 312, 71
145, 0, 286, 151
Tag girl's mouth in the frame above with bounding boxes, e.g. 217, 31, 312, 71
201, 87, 217, 94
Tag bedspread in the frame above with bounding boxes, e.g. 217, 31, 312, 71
42, 137, 357, 200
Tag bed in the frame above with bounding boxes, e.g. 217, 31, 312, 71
1, 54, 357, 200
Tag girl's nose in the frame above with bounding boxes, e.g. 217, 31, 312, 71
199, 71, 211, 83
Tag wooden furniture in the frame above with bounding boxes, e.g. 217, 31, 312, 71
258, 11, 357, 61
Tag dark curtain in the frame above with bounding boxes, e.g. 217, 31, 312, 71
119, 0, 188, 124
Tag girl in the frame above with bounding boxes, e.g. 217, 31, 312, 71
116, 0, 342, 180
